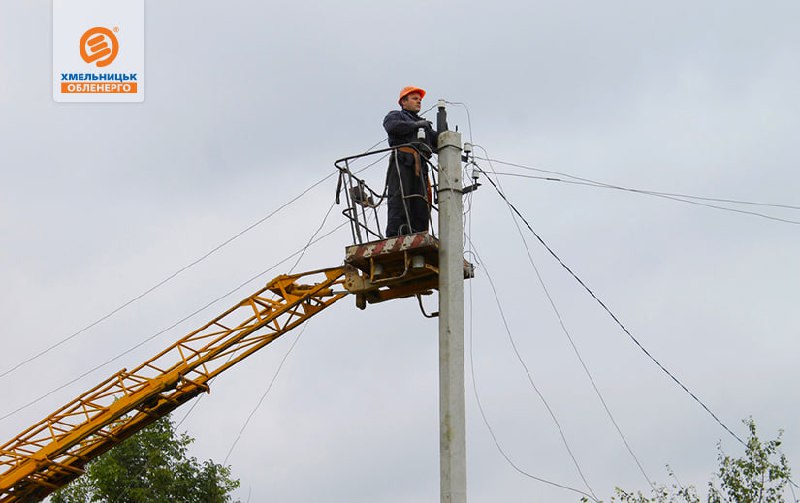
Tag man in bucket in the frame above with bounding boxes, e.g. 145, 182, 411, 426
383, 86, 438, 236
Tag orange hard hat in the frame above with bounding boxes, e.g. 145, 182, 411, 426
398, 85, 426, 104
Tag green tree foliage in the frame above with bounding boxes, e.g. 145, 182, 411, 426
594, 419, 793, 503
51, 416, 240, 503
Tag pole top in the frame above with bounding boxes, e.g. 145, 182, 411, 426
438, 130, 462, 150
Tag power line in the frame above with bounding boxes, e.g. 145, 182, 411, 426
353, 153, 390, 177
221, 199, 339, 463
474, 157, 800, 226
0, 171, 339, 382
468, 242, 598, 499
176, 202, 339, 429
223, 324, 307, 466
477, 149, 656, 490
289, 202, 338, 273
0, 222, 348, 423
474, 157, 800, 211
444, 100, 475, 148
475, 163, 746, 446
462, 134, 598, 500
465, 238, 599, 502
4, 136, 385, 421
490, 171, 800, 226
2, 131, 389, 384
467, 208, 596, 501
175, 387, 204, 429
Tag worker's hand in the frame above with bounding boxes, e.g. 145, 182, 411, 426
415, 120, 432, 129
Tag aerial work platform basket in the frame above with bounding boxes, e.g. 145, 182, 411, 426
335, 147, 473, 310
343, 232, 473, 309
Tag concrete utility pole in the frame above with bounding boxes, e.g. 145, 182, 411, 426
437, 126, 466, 503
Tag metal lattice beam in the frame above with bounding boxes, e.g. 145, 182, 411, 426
0, 267, 347, 502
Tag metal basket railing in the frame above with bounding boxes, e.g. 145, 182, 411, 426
334, 144, 438, 245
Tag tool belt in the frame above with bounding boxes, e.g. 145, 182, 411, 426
397, 146, 432, 204
397, 146, 423, 177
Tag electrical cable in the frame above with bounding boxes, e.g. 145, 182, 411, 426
444, 100, 475, 148
176, 201, 339, 429
474, 157, 800, 226
5, 131, 386, 420
0, 171, 340, 382
474, 156, 800, 211
447, 104, 598, 498
177, 147, 382, 430
7, 129, 390, 425
206, 202, 337, 449
420, 103, 436, 117
432, 102, 740, 485
478, 149, 656, 490
481, 254, 598, 500
489, 171, 800, 226
354, 152, 390, 176
443, 100, 478, 226
465, 134, 785, 492
4, 128, 389, 385
222, 200, 339, 455
458, 126, 598, 499
361, 138, 387, 154
175, 389, 204, 429
19, 204, 344, 503
487, 169, 800, 211
289, 202, 337, 274
474, 163, 746, 446
465, 237, 599, 502
0, 222, 348, 423
223, 323, 307, 466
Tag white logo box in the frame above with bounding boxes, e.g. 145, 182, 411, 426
53, 0, 144, 103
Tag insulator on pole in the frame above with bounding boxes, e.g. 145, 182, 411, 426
437, 99, 448, 133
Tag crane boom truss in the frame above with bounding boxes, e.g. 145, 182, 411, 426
0, 267, 347, 502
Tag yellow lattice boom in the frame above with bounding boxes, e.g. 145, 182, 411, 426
0, 267, 347, 502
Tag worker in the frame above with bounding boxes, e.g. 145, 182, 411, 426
383, 85, 439, 237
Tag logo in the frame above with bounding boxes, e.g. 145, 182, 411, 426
79, 27, 119, 67
53, 0, 144, 102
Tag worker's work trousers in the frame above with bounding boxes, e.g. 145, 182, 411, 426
386, 152, 429, 237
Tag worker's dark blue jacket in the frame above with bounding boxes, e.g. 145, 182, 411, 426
382, 108, 438, 236
383, 109, 438, 155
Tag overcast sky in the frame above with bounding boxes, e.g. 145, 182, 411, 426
2, 1, 800, 501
